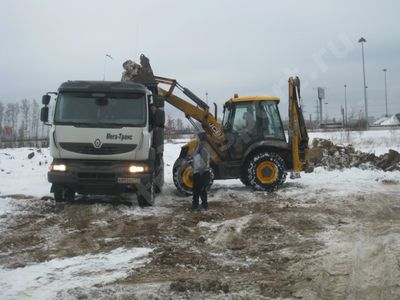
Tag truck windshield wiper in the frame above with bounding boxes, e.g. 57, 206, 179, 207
73, 123, 125, 128
71, 122, 97, 127
97, 123, 125, 128
57, 121, 131, 128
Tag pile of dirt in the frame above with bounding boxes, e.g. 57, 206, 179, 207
308, 138, 400, 171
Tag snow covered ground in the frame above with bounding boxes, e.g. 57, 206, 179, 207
0, 129, 399, 299
0, 247, 152, 299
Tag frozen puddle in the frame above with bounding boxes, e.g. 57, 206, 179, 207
0, 247, 153, 299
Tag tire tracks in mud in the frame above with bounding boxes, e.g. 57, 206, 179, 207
1, 188, 400, 299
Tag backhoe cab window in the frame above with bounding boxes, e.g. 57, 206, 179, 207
222, 105, 231, 129
259, 101, 285, 140
231, 103, 256, 133
54, 93, 146, 127
226, 101, 285, 140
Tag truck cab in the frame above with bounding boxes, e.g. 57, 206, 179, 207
41, 80, 164, 206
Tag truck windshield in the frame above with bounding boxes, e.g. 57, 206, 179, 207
54, 93, 146, 127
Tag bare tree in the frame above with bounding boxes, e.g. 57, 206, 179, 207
166, 116, 176, 131
20, 99, 30, 139
31, 99, 40, 139
13, 103, 20, 134
176, 117, 183, 132
0, 102, 4, 134
5, 103, 13, 126
5, 103, 17, 140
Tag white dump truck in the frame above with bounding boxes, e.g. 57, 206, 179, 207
40, 65, 165, 206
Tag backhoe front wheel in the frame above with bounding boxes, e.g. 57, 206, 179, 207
247, 152, 286, 192
173, 158, 214, 196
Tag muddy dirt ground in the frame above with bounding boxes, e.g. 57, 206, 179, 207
1, 179, 399, 299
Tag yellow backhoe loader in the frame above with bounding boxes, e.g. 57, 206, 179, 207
128, 55, 309, 195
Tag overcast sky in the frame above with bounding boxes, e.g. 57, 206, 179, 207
1, 0, 399, 121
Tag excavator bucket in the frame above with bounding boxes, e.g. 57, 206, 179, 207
121, 54, 156, 84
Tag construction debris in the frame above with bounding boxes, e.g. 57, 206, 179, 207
308, 138, 400, 172
121, 54, 156, 83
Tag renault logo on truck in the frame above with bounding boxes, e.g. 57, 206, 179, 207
93, 138, 102, 149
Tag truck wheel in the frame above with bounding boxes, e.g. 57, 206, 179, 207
247, 152, 286, 191
137, 181, 155, 207
173, 158, 214, 196
154, 158, 164, 194
54, 188, 65, 202
53, 185, 75, 202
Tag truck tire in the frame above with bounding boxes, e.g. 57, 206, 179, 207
247, 152, 286, 191
173, 158, 214, 196
53, 185, 75, 202
154, 156, 164, 194
137, 181, 155, 207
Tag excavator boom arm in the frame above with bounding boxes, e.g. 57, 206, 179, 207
155, 76, 225, 144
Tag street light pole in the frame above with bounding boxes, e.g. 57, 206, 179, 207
317, 87, 325, 125
383, 68, 388, 117
324, 102, 328, 123
358, 37, 368, 127
344, 84, 348, 127
103, 54, 113, 81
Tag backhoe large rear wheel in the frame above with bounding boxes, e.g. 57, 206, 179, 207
173, 158, 214, 196
247, 152, 286, 192
240, 160, 251, 186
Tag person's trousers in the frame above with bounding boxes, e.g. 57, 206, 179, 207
192, 171, 210, 208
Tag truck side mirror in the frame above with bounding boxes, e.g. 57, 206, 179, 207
40, 106, 49, 123
154, 109, 165, 127
42, 94, 51, 105
154, 96, 165, 108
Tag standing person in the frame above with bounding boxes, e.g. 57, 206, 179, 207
189, 132, 211, 211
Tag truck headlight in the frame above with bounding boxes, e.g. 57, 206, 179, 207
129, 164, 148, 173
50, 164, 67, 172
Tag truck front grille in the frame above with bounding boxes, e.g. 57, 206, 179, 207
60, 143, 136, 155
77, 172, 116, 183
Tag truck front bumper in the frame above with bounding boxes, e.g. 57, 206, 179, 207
48, 159, 153, 195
